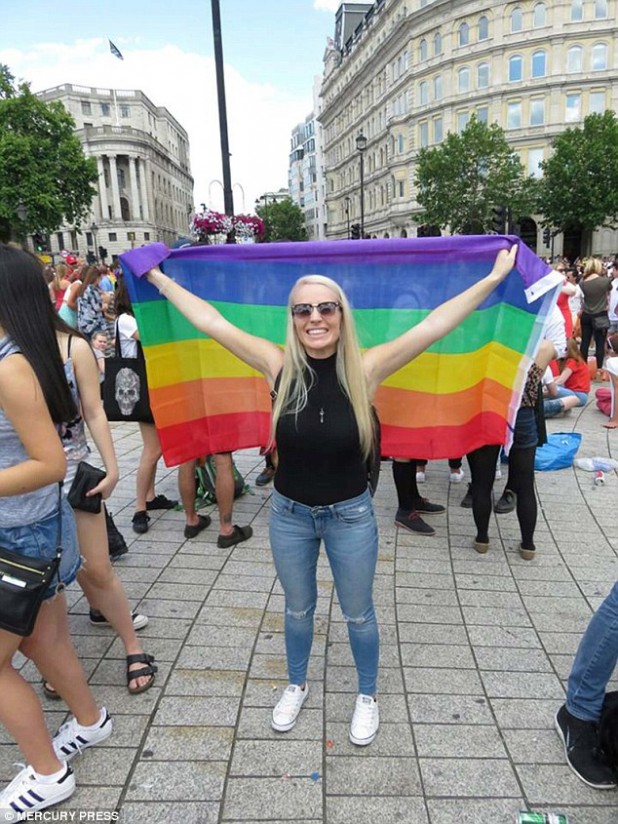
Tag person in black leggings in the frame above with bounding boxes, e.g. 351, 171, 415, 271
466, 340, 555, 560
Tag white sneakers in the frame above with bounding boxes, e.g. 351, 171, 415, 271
349, 694, 380, 746
0, 763, 75, 818
449, 468, 465, 483
272, 684, 379, 746
272, 684, 309, 732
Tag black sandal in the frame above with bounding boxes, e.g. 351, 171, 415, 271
42, 680, 62, 700
126, 653, 157, 695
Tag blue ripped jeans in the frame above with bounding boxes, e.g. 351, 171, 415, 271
567, 581, 618, 722
269, 487, 379, 695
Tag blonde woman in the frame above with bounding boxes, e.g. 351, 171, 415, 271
143, 245, 517, 746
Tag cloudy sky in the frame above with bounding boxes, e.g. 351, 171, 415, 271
1, 0, 358, 217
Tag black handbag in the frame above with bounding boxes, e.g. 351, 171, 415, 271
0, 485, 63, 637
593, 314, 610, 331
103, 321, 154, 423
67, 461, 106, 514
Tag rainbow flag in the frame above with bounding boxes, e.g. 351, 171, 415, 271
120, 237, 561, 467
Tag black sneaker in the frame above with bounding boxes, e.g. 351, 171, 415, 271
255, 466, 276, 487
132, 510, 150, 534
412, 498, 446, 515
554, 704, 617, 789
146, 494, 178, 511
494, 489, 516, 514
395, 509, 435, 536
460, 483, 473, 509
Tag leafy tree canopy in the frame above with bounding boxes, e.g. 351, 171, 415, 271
256, 197, 307, 242
0, 65, 98, 241
414, 116, 538, 234
538, 110, 618, 232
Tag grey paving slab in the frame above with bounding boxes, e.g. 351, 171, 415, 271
420, 756, 521, 797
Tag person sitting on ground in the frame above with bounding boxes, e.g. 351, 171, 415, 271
177, 455, 252, 546
555, 580, 618, 790
543, 338, 590, 418
141, 243, 518, 747
598, 333, 618, 429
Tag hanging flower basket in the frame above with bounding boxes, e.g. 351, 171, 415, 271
190, 210, 264, 244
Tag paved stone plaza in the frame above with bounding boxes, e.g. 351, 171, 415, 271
4, 401, 617, 823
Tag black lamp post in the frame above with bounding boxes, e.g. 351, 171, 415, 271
344, 196, 351, 239
16, 202, 28, 223
356, 131, 367, 237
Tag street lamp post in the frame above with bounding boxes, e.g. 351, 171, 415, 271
344, 196, 351, 239
356, 131, 367, 238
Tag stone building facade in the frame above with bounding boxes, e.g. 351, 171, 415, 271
320, 0, 618, 257
36, 84, 194, 260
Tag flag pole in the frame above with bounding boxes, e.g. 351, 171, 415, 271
210, 0, 234, 218
112, 88, 120, 127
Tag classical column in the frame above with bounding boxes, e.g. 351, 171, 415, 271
108, 154, 121, 220
96, 156, 109, 222
128, 156, 140, 222
139, 157, 151, 222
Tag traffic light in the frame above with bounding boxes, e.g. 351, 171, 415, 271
33, 232, 47, 253
86, 251, 97, 265
542, 227, 551, 246
98, 246, 108, 261
491, 206, 507, 234
350, 223, 361, 240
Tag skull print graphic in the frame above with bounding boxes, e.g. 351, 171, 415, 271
115, 367, 141, 416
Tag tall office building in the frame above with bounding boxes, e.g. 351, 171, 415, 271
320, 0, 618, 257
36, 84, 194, 260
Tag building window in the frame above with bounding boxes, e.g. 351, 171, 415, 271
478, 15, 489, 40
595, 0, 608, 18
565, 93, 581, 122
510, 8, 523, 32
398, 181, 405, 198
458, 22, 469, 47
433, 117, 443, 143
571, 0, 583, 21
458, 67, 470, 93
507, 101, 522, 129
419, 39, 428, 61
80, 101, 91, 115
119, 104, 130, 118
589, 90, 606, 114
567, 45, 583, 73
108, 232, 117, 242
457, 111, 469, 132
85, 232, 93, 247
533, 3, 546, 27
591, 43, 608, 71
56, 232, 64, 250
419, 122, 429, 147
433, 75, 443, 100
144, 232, 150, 241
530, 98, 545, 125
476, 106, 489, 124
477, 63, 489, 88
433, 31, 442, 55
398, 133, 404, 153
528, 148, 544, 178
419, 81, 428, 105
532, 50, 547, 78
100, 103, 110, 117
508, 55, 523, 82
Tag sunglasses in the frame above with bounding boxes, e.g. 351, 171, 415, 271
291, 301, 341, 318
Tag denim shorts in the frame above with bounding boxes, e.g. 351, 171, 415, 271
512, 407, 538, 450
0, 498, 81, 599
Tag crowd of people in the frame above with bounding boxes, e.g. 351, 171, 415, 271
0, 241, 616, 817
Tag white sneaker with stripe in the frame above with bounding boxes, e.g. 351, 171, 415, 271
52, 707, 112, 761
0, 763, 75, 818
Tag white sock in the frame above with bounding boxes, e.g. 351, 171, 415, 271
33, 763, 68, 783
78, 707, 106, 731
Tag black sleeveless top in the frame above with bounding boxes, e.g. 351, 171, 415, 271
274, 353, 367, 506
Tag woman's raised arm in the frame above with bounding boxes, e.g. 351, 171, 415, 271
146, 267, 284, 386
362, 245, 518, 393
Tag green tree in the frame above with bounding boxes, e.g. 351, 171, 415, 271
414, 116, 538, 234
256, 198, 307, 242
538, 110, 618, 237
0, 65, 98, 242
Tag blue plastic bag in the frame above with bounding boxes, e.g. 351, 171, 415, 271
534, 432, 582, 471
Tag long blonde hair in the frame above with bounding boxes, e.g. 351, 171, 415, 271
271, 274, 374, 460
583, 258, 603, 279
